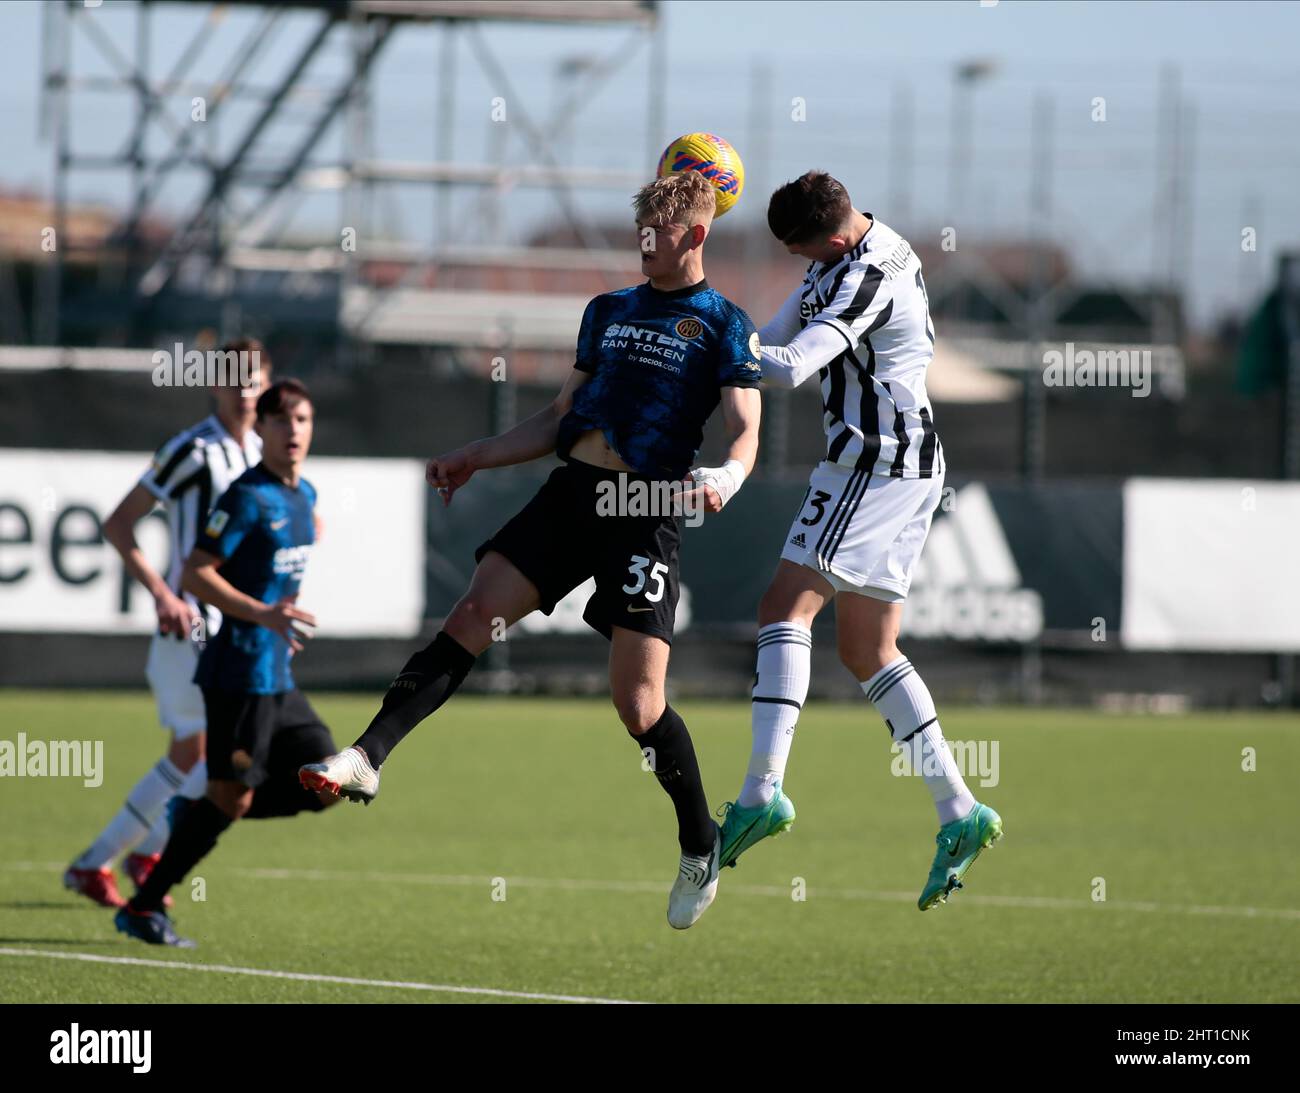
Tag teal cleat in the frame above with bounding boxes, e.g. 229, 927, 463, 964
717, 784, 796, 869
918, 802, 1003, 911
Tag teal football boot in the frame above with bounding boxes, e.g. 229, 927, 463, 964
717, 784, 796, 869
918, 801, 1003, 911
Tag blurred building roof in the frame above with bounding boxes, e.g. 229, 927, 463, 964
0, 190, 171, 263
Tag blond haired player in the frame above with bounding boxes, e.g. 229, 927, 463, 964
303, 173, 763, 929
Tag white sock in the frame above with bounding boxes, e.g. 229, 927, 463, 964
135, 759, 206, 856
74, 757, 186, 869
136, 810, 170, 857
738, 621, 812, 807
178, 758, 207, 800
861, 655, 975, 825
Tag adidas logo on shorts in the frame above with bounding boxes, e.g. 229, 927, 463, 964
790, 532, 806, 548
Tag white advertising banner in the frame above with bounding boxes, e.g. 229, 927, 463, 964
1121, 478, 1300, 652
0, 449, 425, 637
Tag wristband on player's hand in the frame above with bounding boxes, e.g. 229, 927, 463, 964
688, 459, 746, 509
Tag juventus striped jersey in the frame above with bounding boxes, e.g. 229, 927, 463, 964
760, 217, 944, 479
137, 414, 262, 631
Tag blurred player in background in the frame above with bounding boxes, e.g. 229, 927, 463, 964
301, 171, 763, 929
63, 339, 268, 908
116, 379, 336, 947
717, 172, 1002, 910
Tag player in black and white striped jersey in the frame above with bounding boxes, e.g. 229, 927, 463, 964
142, 415, 262, 640
717, 174, 1002, 911
764, 211, 943, 484
63, 340, 269, 909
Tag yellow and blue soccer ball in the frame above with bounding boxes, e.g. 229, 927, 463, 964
656, 132, 745, 217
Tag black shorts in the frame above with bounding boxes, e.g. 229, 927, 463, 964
475, 459, 682, 644
203, 687, 336, 789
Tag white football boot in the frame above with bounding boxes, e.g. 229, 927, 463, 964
299, 746, 380, 805
667, 824, 721, 929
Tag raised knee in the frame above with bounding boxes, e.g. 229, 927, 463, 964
168, 735, 203, 771
613, 688, 662, 736
839, 641, 897, 682
447, 595, 492, 631
444, 597, 502, 651
207, 781, 252, 821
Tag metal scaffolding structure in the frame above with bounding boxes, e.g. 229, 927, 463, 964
37, 0, 660, 347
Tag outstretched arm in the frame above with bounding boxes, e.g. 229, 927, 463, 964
760, 281, 805, 347
758, 321, 855, 389
761, 263, 893, 389
427, 367, 590, 504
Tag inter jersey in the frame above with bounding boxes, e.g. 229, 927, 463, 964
193, 464, 316, 695
557, 279, 762, 479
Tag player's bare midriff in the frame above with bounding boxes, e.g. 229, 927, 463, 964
569, 428, 636, 473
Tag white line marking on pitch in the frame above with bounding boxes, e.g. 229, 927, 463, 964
7, 861, 1298, 921
233, 866, 1300, 921
0, 948, 641, 1005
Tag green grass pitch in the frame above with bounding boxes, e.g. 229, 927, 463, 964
1, 690, 1296, 1003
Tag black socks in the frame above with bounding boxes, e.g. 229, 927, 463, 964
353, 631, 477, 768
633, 705, 715, 857
130, 796, 232, 914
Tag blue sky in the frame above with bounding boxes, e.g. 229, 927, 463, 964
3, 0, 1298, 327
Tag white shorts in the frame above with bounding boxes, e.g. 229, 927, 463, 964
780, 462, 945, 602
144, 633, 206, 739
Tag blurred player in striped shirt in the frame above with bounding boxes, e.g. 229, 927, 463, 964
63, 339, 268, 908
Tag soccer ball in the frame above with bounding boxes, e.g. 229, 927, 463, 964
656, 132, 745, 218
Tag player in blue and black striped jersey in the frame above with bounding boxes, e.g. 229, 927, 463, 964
556, 276, 762, 479
115, 380, 340, 947
302, 172, 763, 930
